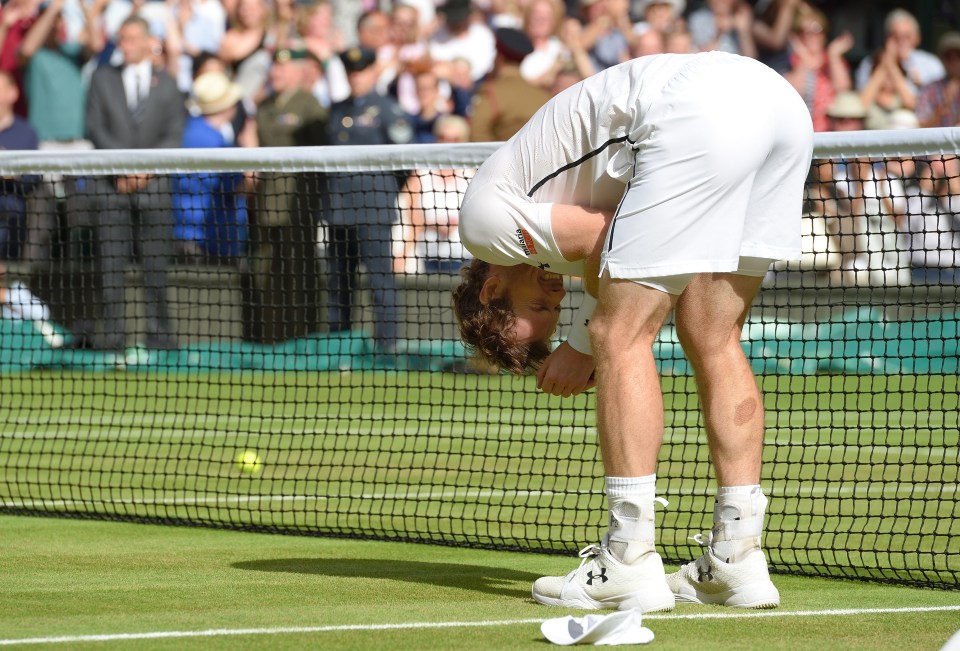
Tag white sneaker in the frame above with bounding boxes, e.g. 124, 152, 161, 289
666, 544, 780, 609
532, 537, 675, 612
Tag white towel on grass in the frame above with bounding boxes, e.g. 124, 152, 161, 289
541, 609, 654, 646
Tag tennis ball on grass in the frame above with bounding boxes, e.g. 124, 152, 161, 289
236, 451, 263, 476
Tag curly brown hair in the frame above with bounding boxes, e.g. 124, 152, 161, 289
451, 259, 552, 375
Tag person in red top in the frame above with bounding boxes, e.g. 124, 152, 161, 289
783, 4, 852, 132
0, 0, 38, 116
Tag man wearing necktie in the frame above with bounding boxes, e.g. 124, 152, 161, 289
75, 14, 186, 353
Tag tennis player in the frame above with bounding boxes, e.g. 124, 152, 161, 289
453, 51, 813, 611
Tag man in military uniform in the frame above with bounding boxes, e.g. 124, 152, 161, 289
325, 46, 413, 359
248, 48, 328, 342
469, 27, 551, 143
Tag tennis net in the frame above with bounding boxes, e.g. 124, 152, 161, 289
0, 130, 958, 589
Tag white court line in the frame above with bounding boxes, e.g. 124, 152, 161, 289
3, 482, 957, 510
1, 605, 958, 646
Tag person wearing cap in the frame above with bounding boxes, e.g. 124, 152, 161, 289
256, 47, 328, 151
323, 46, 414, 359
916, 31, 960, 129
172, 71, 250, 264
454, 51, 813, 612
250, 46, 328, 342
468, 26, 550, 142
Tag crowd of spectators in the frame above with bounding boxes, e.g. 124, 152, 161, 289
0, 0, 959, 349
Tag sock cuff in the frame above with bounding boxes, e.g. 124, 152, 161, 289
605, 475, 656, 502
716, 484, 762, 496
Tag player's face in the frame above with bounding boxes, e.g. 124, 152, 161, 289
488, 265, 566, 344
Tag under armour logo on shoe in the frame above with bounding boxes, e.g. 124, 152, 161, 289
586, 568, 608, 585
697, 564, 714, 582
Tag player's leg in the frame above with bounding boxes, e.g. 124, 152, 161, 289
676, 270, 765, 488
531, 275, 678, 613
664, 266, 780, 608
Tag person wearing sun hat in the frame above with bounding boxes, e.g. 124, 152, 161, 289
172, 70, 250, 263
825, 90, 867, 131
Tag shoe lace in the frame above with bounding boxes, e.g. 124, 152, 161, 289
688, 531, 711, 547
576, 542, 602, 567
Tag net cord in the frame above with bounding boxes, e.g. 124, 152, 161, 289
0, 128, 958, 175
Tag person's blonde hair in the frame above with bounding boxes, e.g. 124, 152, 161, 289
296, 0, 334, 37
792, 4, 828, 33
433, 114, 470, 142
523, 0, 565, 36
229, 0, 272, 31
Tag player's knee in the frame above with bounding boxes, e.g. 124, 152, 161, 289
676, 319, 740, 361
588, 308, 662, 359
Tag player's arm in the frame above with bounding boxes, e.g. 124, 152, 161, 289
551, 203, 609, 294
551, 201, 609, 306
535, 204, 611, 397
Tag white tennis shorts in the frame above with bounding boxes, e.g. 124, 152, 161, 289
600, 54, 814, 289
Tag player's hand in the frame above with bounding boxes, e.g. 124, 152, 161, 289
536, 341, 596, 398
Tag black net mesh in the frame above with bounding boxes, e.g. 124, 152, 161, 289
0, 143, 957, 589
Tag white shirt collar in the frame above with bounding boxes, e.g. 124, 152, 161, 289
122, 61, 153, 108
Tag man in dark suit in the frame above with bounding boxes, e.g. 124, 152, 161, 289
76, 14, 186, 352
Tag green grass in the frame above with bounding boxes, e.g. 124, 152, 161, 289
2, 515, 959, 650
2, 371, 959, 590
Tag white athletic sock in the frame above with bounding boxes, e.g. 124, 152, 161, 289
604, 475, 657, 563
711, 485, 766, 564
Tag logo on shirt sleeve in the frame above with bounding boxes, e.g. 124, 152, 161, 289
515, 228, 538, 256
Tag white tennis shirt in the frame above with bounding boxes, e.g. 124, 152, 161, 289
459, 54, 700, 276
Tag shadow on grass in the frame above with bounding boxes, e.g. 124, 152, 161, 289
232, 558, 540, 599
